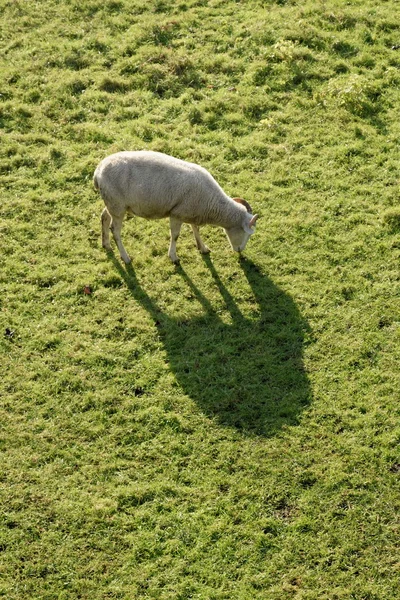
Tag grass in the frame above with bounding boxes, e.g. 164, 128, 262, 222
1, 0, 400, 598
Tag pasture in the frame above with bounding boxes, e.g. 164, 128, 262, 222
1, 0, 400, 598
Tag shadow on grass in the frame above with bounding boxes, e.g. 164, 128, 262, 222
110, 253, 311, 437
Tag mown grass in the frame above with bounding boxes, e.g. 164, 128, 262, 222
1, 0, 400, 598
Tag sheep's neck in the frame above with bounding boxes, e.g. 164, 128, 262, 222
201, 193, 243, 228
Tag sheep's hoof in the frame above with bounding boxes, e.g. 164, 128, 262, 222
121, 255, 132, 264
102, 243, 112, 251
200, 247, 211, 254
168, 252, 180, 264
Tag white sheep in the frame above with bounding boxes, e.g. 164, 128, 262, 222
93, 150, 259, 264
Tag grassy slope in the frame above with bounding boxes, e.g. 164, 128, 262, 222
1, 0, 400, 598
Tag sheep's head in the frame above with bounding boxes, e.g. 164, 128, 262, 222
225, 198, 259, 252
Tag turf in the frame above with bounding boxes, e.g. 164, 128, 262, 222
1, 0, 400, 598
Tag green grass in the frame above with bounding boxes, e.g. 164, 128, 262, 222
1, 0, 400, 598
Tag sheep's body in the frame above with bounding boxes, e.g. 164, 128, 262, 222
94, 150, 258, 263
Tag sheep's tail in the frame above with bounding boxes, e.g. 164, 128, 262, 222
93, 171, 100, 192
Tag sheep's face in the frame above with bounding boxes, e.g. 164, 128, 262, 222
225, 226, 252, 252
225, 213, 258, 252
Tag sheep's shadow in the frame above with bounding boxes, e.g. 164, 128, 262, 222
110, 254, 311, 437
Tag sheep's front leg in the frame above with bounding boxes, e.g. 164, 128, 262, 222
110, 213, 131, 264
191, 224, 210, 254
101, 207, 112, 250
169, 217, 182, 264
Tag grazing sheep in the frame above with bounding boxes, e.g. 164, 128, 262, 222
93, 150, 259, 264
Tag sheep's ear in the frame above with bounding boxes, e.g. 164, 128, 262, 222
244, 214, 259, 235
249, 214, 259, 227
233, 197, 253, 214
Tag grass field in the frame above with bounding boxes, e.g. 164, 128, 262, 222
1, 0, 400, 598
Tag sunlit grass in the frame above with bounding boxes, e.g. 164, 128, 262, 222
1, 0, 400, 598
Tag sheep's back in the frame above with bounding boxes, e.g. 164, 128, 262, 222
95, 151, 221, 221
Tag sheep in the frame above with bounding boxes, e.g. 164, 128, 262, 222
93, 150, 259, 264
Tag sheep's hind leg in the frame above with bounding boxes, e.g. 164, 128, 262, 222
191, 224, 210, 254
110, 213, 131, 264
101, 207, 112, 250
169, 217, 182, 264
